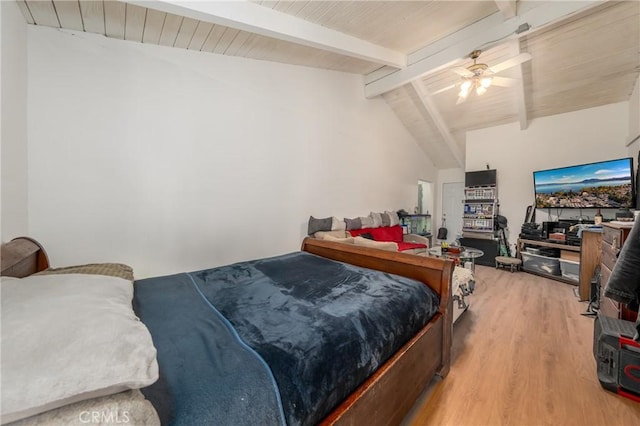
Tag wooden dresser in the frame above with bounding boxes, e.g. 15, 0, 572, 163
599, 223, 637, 321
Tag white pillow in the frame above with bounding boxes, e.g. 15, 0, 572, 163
353, 236, 398, 251
330, 216, 346, 231
385, 211, 401, 226
322, 234, 355, 244
313, 230, 348, 240
0, 274, 159, 424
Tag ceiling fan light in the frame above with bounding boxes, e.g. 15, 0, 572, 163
460, 80, 472, 92
480, 76, 493, 88
476, 85, 487, 96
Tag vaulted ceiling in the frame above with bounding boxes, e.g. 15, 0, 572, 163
15, 0, 640, 169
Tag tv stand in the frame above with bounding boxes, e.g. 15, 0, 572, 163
516, 238, 579, 285
517, 238, 580, 253
517, 236, 602, 301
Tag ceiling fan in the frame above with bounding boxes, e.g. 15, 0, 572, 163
433, 49, 532, 104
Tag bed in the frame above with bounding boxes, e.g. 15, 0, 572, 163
0, 236, 453, 425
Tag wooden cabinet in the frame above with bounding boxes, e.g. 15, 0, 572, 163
578, 230, 602, 301
599, 223, 637, 321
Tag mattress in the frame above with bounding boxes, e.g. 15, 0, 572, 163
133, 251, 440, 425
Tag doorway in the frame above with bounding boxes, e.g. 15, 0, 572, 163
441, 182, 464, 243
418, 180, 433, 215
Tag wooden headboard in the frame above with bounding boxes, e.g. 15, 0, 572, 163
1, 237, 50, 277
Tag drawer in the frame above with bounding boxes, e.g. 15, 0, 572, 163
602, 225, 622, 248
600, 263, 612, 289
599, 264, 618, 320
601, 242, 618, 270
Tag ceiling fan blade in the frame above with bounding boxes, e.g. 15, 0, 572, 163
491, 76, 519, 87
456, 95, 468, 105
490, 53, 532, 74
431, 84, 457, 95
452, 67, 474, 77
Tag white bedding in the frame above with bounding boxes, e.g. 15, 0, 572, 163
6, 390, 159, 426
1, 274, 158, 424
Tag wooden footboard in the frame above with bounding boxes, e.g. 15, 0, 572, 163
301, 238, 454, 425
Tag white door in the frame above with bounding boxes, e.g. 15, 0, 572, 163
441, 182, 464, 243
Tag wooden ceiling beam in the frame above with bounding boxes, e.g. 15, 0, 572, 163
125, 0, 407, 69
410, 81, 464, 169
509, 40, 529, 130
495, 1, 517, 19
365, 0, 605, 98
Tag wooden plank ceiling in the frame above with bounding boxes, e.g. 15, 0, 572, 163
16, 0, 640, 169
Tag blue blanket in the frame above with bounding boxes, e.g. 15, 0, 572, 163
134, 252, 439, 425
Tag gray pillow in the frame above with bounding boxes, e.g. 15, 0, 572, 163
360, 216, 374, 229
381, 212, 391, 227
344, 217, 362, 231
369, 212, 383, 228
308, 216, 332, 235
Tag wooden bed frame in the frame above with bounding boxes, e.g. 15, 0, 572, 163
302, 238, 453, 425
1, 236, 453, 426
1, 237, 50, 277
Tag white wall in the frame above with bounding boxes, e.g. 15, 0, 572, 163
628, 76, 639, 161
27, 27, 436, 278
1, 1, 29, 242
467, 102, 630, 250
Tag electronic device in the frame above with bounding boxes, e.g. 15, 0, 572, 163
593, 316, 640, 402
520, 222, 542, 240
533, 157, 635, 209
465, 169, 497, 187
541, 221, 558, 239
615, 209, 634, 220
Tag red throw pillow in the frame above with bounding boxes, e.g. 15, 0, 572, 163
370, 225, 403, 242
350, 225, 403, 242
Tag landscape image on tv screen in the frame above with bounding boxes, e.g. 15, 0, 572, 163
534, 158, 634, 209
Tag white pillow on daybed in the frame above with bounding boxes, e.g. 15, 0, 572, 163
0, 274, 158, 424
353, 236, 398, 251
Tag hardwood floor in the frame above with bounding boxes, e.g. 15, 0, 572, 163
404, 265, 640, 426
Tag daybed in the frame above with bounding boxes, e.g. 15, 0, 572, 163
0, 237, 453, 426
308, 212, 430, 255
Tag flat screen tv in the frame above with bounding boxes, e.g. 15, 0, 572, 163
533, 157, 634, 209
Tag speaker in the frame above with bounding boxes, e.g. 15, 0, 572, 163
593, 316, 640, 402
459, 237, 499, 267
